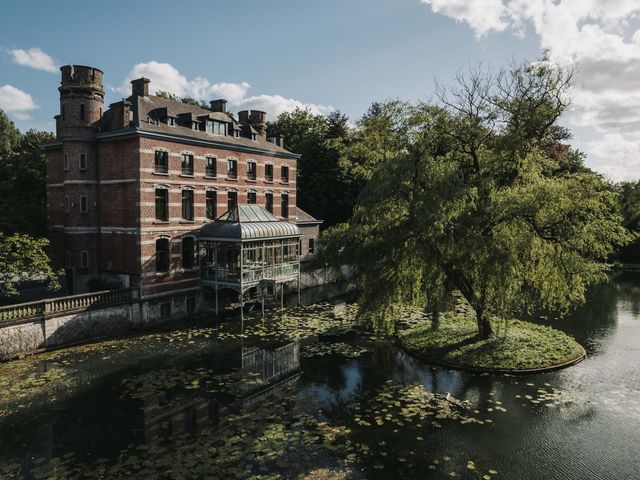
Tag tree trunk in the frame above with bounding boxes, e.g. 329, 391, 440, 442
431, 308, 440, 330
476, 309, 493, 340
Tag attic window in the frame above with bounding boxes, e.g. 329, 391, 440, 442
251, 133, 257, 141
234, 130, 240, 138
192, 122, 200, 131
148, 116, 159, 126
206, 120, 226, 136
168, 117, 175, 126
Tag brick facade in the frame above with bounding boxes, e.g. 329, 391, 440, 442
45, 65, 321, 298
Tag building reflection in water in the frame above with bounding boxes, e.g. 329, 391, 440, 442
142, 339, 301, 445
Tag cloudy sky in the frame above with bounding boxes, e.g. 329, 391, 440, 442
1, 0, 639, 180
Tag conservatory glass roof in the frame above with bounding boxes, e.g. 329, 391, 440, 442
199, 205, 301, 242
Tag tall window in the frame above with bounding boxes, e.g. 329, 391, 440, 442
206, 191, 217, 219
80, 104, 85, 121
80, 251, 89, 269
205, 156, 216, 177
281, 193, 289, 218
64, 154, 68, 171
155, 188, 168, 221
155, 150, 168, 174
79, 153, 87, 171
265, 164, 273, 182
281, 165, 289, 183
265, 193, 273, 213
182, 189, 194, 221
227, 159, 237, 179
181, 154, 194, 176
247, 161, 257, 180
182, 237, 194, 269
156, 238, 170, 273
64, 196, 70, 213
309, 238, 315, 255
227, 191, 238, 211
247, 191, 257, 204
79, 195, 88, 213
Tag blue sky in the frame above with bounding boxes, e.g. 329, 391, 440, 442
1, 0, 639, 180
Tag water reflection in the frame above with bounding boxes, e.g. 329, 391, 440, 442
1, 276, 640, 479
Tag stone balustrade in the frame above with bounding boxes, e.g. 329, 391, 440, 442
0, 289, 138, 325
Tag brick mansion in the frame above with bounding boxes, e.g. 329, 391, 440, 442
44, 65, 321, 320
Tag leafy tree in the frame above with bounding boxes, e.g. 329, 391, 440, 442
268, 108, 361, 226
612, 181, 640, 263
315, 59, 631, 337
0, 110, 21, 160
0, 112, 54, 236
155, 90, 208, 108
0, 233, 61, 298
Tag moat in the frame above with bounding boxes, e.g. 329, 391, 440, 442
1, 274, 640, 480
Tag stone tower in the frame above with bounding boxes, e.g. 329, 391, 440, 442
57, 65, 104, 139
52, 65, 105, 292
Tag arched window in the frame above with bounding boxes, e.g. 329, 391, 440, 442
182, 236, 195, 269
280, 193, 289, 219
181, 188, 194, 221
156, 238, 170, 273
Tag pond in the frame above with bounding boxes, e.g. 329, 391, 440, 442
1, 274, 639, 479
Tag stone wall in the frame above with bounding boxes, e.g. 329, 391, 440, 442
0, 267, 339, 361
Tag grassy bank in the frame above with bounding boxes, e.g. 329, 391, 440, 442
400, 316, 585, 372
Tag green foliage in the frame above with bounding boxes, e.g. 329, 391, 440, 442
0, 232, 61, 298
315, 58, 632, 336
0, 111, 55, 236
155, 90, 208, 107
611, 181, 640, 264
268, 108, 362, 226
400, 316, 584, 370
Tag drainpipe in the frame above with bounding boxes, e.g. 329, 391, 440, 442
96, 136, 102, 283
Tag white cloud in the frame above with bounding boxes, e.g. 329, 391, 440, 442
421, 0, 509, 37
9, 48, 57, 73
421, 0, 640, 180
587, 133, 640, 182
0, 85, 38, 120
117, 61, 333, 118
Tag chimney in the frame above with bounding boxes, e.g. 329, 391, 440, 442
131, 77, 150, 97
108, 100, 132, 130
277, 134, 285, 148
210, 99, 227, 113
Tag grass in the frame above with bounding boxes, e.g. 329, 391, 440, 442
400, 316, 585, 371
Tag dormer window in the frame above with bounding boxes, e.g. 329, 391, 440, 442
192, 122, 200, 131
168, 117, 175, 126
251, 133, 257, 141
206, 120, 226, 136
234, 130, 240, 138
148, 116, 159, 126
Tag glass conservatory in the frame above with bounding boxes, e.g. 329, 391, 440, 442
199, 205, 301, 320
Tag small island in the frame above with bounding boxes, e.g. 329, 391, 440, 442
400, 316, 585, 373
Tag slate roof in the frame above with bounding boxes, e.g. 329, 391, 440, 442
199, 205, 300, 241
295, 207, 323, 225
122, 94, 294, 156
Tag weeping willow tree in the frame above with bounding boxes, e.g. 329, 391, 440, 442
314, 58, 632, 338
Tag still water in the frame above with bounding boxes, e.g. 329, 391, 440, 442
0, 274, 639, 479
